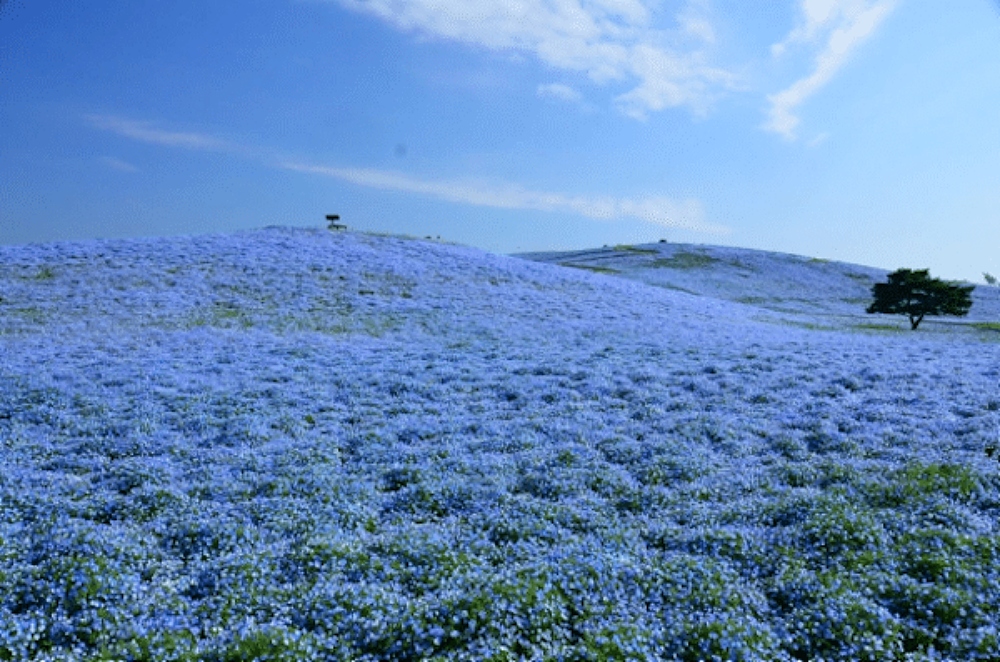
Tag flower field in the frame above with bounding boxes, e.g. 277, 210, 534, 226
1, 227, 999, 661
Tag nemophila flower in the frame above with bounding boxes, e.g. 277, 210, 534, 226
2, 227, 999, 660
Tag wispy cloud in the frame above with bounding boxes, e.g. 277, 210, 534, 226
537, 83, 584, 104
99, 156, 139, 172
329, 0, 736, 119
85, 114, 238, 152
280, 160, 727, 234
806, 132, 830, 148
87, 113, 725, 234
763, 0, 898, 139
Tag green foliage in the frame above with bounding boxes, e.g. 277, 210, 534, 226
650, 251, 720, 269
880, 462, 982, 504
866, 268, 974, 330
612, 244, 658, 255
853, 322, 906, 333
558, 262, 620, 275
984, 272, 997, 286
213, 629, 315, 661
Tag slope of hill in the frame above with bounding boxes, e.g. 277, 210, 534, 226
1, 227, 999, 661
516, 241, 1000, 333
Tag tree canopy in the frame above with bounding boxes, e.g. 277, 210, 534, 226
867, 268, 974, 330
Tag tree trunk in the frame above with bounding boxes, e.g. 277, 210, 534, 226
910, 313, 924, 330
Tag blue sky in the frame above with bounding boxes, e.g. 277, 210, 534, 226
2, 0, 999, 283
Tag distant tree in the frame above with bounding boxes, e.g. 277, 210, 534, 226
985, 272, 997, 286
867, 268, 974, 330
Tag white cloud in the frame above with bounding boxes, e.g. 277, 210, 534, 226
614, 43, 731, 119
537, 83, 584, 103
677, 0, 715, 44
771, 0, 841, 56
329, 0, 735, 119
763, 0, 897, 139
85, 114, 237, 152
280, 160, 728, 234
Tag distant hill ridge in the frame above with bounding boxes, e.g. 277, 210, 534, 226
515, 241, 1000, 329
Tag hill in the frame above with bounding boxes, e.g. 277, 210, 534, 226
516, 240, 1000, 334
1, 227, 999, 660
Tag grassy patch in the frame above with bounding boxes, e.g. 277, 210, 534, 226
612, 244, 658, 255
864, 462, 984, 508
7, 265, 58, 282
853, 323, 906, 333
972, 322, 1000, 332
650, 251, 720, 269
771, 318, 839, 332
558, 262, 620, 275
736, 296, 771, 305
189, 302, 255, 330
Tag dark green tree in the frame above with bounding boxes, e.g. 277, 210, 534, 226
867, 268, 974, 330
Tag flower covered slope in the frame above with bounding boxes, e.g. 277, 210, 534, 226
1, 226, 999, 661
518, 242, 1000, 331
